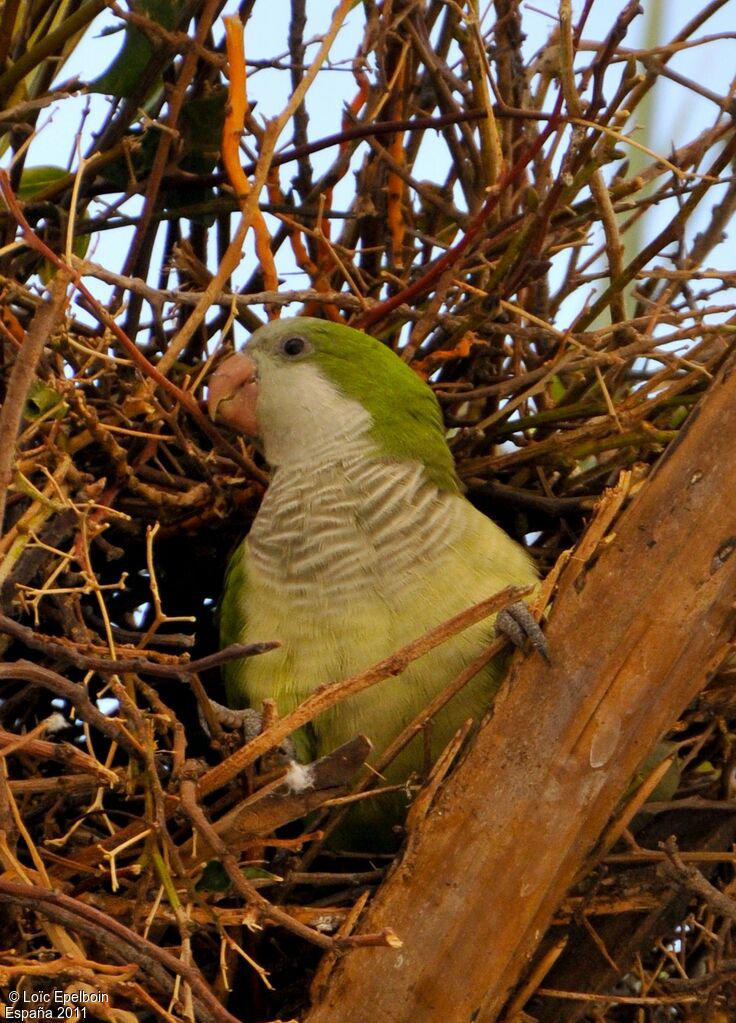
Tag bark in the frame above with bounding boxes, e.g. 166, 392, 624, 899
305, 349, 736, 1023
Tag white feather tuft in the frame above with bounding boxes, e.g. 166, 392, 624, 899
284, 760, 315, 793
44, 713, 68, 734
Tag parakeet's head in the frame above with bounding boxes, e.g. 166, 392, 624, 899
208, 317, 460, 492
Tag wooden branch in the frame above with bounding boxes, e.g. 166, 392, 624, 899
305, 348, 736, 1023
181, 735, 372, 866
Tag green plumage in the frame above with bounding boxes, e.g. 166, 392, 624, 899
283, 319, 462, 493
219, 537, 248, 705
211, 317, 539, 847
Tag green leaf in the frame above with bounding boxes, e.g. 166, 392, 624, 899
90, 0, 190, 97
18, 165, 71, 200
196, 860, 282, 891
24, 380, 67, 420
166, 88, 227, 223
548, 374, 566, 403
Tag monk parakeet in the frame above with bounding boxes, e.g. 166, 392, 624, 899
208, 317, 545, 846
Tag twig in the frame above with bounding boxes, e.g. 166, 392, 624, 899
0, 272, 70, 533
179, 775, 398, 954
0, 172, 267, 483
0, 610, 277, 675
0, 877, 243, 1023
0, 661, 144, 757
156, 0, 356, 373
660, 836, 736, 924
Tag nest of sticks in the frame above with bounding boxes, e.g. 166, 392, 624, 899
1, 2, 736, 1020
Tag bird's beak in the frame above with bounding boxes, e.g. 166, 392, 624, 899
208, 353, 260, 437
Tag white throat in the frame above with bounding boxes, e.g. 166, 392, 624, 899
247, 357, 464, 610
256, 359, 373, 467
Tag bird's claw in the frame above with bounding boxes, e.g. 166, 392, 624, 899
205, 700, 264, 741
496, 601, 551, 664
204, 700, 297, 758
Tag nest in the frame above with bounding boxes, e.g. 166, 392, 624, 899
1, 2, 736, 1021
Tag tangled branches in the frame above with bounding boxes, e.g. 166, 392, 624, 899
1, 1, 736, 1020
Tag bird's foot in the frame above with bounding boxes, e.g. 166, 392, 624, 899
204, 700, 297, 759
206, 700, 265, 742
496, 601, 550, 664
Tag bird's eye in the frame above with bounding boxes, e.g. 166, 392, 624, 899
282, 336, 305, 357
